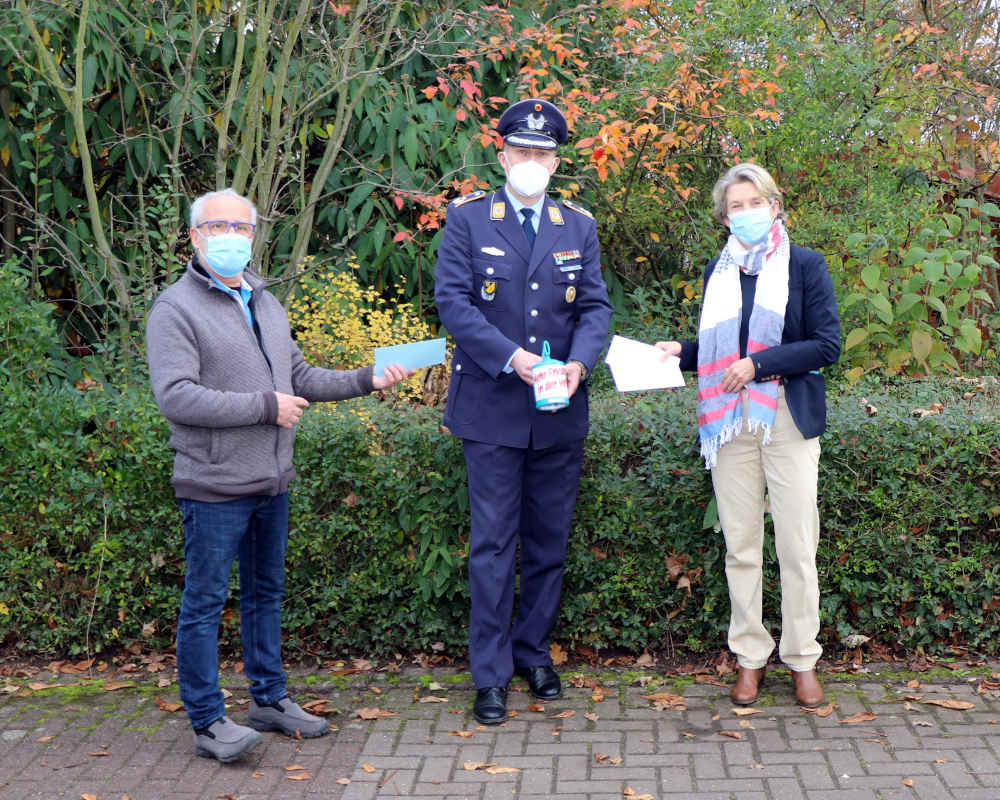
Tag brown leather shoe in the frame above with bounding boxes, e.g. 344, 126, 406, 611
730, 667, 765, 706
792, 669, 824, 708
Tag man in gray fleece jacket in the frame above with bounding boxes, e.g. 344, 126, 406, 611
147, 188, 408, 762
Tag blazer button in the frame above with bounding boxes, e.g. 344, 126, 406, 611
531, 282, 539, 290
455, 363, 462, 371
486, 267, 494, 275
529, 336, 536, 343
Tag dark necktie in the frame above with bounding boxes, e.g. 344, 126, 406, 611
520, 207, 536, 248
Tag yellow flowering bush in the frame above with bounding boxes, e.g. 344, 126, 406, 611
288, 258, 443, 404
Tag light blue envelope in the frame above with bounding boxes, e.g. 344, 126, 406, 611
374, 337, 446, 377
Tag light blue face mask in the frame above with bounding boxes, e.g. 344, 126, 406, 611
728, 207, 774, 246
200, 233, 252, 277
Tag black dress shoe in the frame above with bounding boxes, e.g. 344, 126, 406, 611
473, 686, 508, 725
514, 665, 562, 700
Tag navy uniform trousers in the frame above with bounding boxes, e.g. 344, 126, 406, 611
434, 187, 612, 689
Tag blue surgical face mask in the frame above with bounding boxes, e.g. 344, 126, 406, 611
728, 206, 774, 246
200, 232, 252, 277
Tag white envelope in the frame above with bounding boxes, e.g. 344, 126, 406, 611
604, 334, 685, 392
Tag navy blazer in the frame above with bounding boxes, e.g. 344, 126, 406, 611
435, 188, 613, 449
678, 244, 841, 439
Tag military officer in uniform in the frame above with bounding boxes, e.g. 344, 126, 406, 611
434, 99, 613, 724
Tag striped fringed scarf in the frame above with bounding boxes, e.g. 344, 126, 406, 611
696, 220, 789, 469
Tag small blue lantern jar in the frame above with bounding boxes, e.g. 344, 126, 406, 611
532, 340, 570, 412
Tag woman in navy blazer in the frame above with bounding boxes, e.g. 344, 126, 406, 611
657, 163, 840, 708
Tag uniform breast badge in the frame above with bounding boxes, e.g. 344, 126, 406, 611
481, 279, 497, 301
553, 250, 582, 265
565, 286, 577, 303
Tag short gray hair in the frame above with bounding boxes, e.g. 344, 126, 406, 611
710, 163, 784, 223
189, 188, 257, 228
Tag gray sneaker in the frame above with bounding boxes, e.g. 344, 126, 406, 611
193, 716, 262, 762
248, 696, 330, 738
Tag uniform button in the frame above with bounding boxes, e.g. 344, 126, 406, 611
569, 273, 576, 281
486, 267, 494, 275
456, 364, 462, 371
530, 309, 538, 317
531, 282, 539, 290
529, 336, 537, 344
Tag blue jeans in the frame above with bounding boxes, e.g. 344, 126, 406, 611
176, 493, 289, 730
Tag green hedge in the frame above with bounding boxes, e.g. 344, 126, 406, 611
1, 377, 997, 660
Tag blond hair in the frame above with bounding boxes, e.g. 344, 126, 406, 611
711, 163, 784, 223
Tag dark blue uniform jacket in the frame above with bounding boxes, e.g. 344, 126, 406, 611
435, 189, 613, 449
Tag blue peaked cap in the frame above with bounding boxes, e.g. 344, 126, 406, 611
497, 98, 568, 150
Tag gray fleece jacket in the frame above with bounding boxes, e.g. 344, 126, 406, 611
146, 259, 375, 501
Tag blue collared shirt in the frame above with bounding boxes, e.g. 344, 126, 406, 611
504, 186, 545, 234
209, 274, 254, 329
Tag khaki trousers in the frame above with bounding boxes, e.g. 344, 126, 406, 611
711, 387, 822, 671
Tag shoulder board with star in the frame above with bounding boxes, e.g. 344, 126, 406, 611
562, 199, 594, 220
450, 190, 485, 209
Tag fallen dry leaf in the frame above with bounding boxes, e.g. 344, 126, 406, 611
802, 702, 836, 718
738, 720, 753, 728
286, 773, 312, 781
839, 711, 877, 724
251, 772, 263, 778
643, 692, 686, 710
361, 763, 376, 773
103, 681, 134, 691
550, 642, 568, 665
337, 777, 351, 785
902, 777, 914, 787
28, 682, 60, 691
81, 795, 97, 800
694, 674, 727, 687
922, 699, 975, 711
463, 762, 498, 771
711, 713, 720, 721
635, 651, 655, 667
682, 731, 697, 739
595, 751, 610, 763
356, 707, 397, 720
88, 751, 111, 757
485, 766, 520, 774
610, 756, 623, 765
904, 694, 925, 701
623, 788, 654, 800
717, 730, 743, 739
449, 730, 475, 738
906, 679, 923, 689
732, 707, 763, 716
285, 764, 307, 772
584, 712, 599, 722
592, 686, 606, 702
154, 696, 183, 712
37, 735, 54, 742
418, 695, 448, 703
549, 709, 575, 719
914, 720, 934, 727
301, 699, 331, 715
528, 704, 546, 713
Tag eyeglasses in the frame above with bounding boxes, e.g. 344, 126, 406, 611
195, 219, 256, 237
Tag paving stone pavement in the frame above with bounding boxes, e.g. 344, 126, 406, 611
3, 665, 1000, 800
